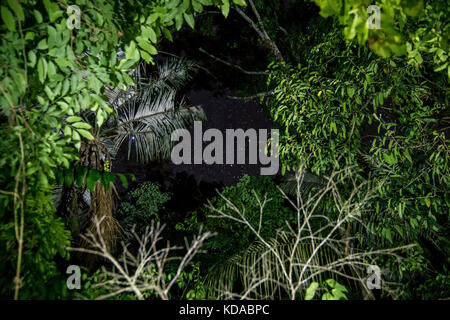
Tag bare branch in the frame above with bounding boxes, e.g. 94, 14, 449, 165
69, 217, 214, 300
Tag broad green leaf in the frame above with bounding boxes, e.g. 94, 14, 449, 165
1, 6, 15, 31
221, 1, 230, 18
77, 129, 94, 140
7, 0, 24, 22
184, 13, 195, 29
142, 26, 157, 43
86, 170, 101, 192
118, 173, 129, 189
71, 122, 92, 129
43, 0, 63, 22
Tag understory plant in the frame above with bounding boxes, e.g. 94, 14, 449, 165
60, 57, 205, 253
205, 167, 413, 300
117, 181, 171, 240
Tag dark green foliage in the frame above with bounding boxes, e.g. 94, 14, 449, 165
117, 181, 171, 237
314, 0, 449, 75
201, 175, 295, 263
0, 0, 448, 300
0, 0, 243, 299
0, 179, 71, 299
56, 166, 135, 192
266, 18, 449, 299
416, 266, 450, 300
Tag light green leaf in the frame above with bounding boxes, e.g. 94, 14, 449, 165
232, 0, 246, 6
221, 0, 230, 18
66, 116, 83, 123
71, 122, 92, 129
184, 13, 195, 29
38, 57, 47, 83
305, 282, 319, 300
77, 129, 95, 140
142, 26, 157, 43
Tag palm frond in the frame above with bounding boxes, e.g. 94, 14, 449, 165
205, 229, 345, 300
151, 57, 198, 91
101, 56, 204, 163
114, 87, 205, 163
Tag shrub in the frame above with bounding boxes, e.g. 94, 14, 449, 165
117, 182, 171, 239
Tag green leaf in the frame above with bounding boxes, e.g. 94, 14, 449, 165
37, 39, 48, 50
86, 170, 101, 192
192, 0, 203, 12
142, 26, 157, 43
72, 122, 92, 129
146, 13, 160, 24
404, 0, 424, 17
28, 51, 37, 68
331, 288, 347, 300
137, 38, 158, 55
175, 13, 183, 30
72, 129, 80, 141
305, 282, 318, 300
315, 0, 341, 18
167, 0, 180, 10
44, 86, 55, 101
75, 166, 88, 187
101, 172, 117, 190
96, 111, 105, 128
161, 27, 173, 42
64, 169, 74, 187
322, 292, 336, 300
221, 1, 230, 18
118, 173, 129, 189
125, 40, 140, 61
64, 125, 72, 137
347, 87, 355, 98
232, 0, 246, 6
184, 13, 195, 29
47, 25, 58, 48
181, 0, 190, 11
66, 116, 82, 123
33, 9, 43, 23
425, 197, 431, 208
77, 129, 95, 140
140, 51, 153, 64
1, 6, 16, 32
43, 0, 63, 23
383, 152, 396, 165
7, 0, 24, 22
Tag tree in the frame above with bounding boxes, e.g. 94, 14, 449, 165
313, 0, 449, 77
65, 57, 205, 253
0, 0, 246, 299
205, 167, 412, 299
265, 17, 448, 298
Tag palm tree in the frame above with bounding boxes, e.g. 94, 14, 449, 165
102, 57, 205, 163
62, 57, 205, 254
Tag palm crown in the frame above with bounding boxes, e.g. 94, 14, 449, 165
102, 57, 205, 164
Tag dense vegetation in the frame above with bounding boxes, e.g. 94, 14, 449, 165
0, 0, 448, 300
